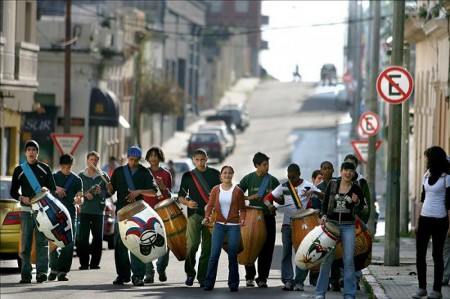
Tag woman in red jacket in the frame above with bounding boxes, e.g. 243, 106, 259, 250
202, 165, 246, 292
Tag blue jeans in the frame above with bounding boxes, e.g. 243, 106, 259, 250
316, 223, 356, 299
145, 250, 170, 278
204, 223, 241, 289
114, 222, 146, 279
281, 225, 307, 284
21, 211, 49, 280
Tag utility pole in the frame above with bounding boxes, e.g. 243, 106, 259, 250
366, 0, 381, 236
64, 0, 71, 133
400, 43, 411, 235
384, 0, 405, 266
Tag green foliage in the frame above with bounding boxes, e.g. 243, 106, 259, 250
139, 80, 183, 116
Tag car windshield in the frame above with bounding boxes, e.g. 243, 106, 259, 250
0, 179, 12, 200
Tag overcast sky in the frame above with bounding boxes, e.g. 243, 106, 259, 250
260, 0, 349, 82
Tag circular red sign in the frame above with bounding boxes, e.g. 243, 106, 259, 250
376, 66, 414, 104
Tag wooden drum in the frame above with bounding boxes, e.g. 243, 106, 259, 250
334, 217, 372, 271
237, 206, 266, 266
154, 199, 187, 261
295, 221, 340, 270
291, 208, 319, 251
117, 200, 167, 263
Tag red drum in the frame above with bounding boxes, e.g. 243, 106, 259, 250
206, 209, 244, 254
30, 192, 73, 248
154, 199, 187, 261
334, 217, 372, 271
295, 221, 340, 270
118, 200, 167, 263
237, 206, 266, 266
291, 208, 319, 251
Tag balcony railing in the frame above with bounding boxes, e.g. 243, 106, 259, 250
15, 41, 40, 83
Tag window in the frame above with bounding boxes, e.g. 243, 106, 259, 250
234, 1, 249, 13
209, 0, 222, 13
25, 1, 32, 42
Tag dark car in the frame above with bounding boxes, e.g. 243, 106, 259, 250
187, 132, 227, 162
216, 105, 250, 132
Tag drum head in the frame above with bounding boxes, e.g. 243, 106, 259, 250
30, 192, 48, 204
291, 208, 319, 220
246, 205, 264, 210
324, 221, 341, 238
117, 200, 147, 222
154, 198, 174, 210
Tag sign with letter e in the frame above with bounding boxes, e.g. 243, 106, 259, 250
376, 66, 414, 104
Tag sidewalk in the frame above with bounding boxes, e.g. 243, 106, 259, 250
364, 234, 450, 299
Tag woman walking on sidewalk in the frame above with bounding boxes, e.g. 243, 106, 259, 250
413, 146, 450, 299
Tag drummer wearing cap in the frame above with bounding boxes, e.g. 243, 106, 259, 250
106, 146, 158, 287
315, 161, 366, 299
10, 140, 57, 284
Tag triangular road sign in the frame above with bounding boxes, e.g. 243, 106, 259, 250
50, 134, 84, 155
350, 140, 382, 163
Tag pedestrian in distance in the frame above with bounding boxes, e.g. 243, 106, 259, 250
263, 163, 322, 291
412, 146, 450, 299
315, 162, 366, 299
238, 152, 280, 288
102, 156, 119, 178
310, 169, 324, 209
49, 153, 83, 281
78, 151, 110, 271
106, 146, 158, 286
143, 146, 172, 283
202, 165, 246, 292
167, 159, 176, 189
177, 148, 221, 287
10, 140, 57, 283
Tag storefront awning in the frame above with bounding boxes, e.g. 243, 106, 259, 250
89, 87, 119, 127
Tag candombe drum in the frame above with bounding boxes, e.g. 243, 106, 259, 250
118, 200, 167, 263
238, 206, 266, 265
206, 208, 244, 254
30, 192, 73, 248
154, 198, 187, 261
295, 221, 340, 270
334, 217, 372, 271
291, 208, 319, 251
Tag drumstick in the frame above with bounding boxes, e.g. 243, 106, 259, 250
91, 163, 109, 185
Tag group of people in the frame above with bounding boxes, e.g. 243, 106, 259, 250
9, 139, 450, 299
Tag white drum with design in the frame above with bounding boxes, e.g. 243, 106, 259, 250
31, 191, 73, 248
117, 200, 167, 263
294, 221, 340, 270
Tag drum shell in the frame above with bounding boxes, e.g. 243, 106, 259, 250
118, 200, 167, 263
291, 208, 319, 251
237, 206, 266, 266
154, 199, 187, 261
295, 222, 340, 270
334, 217, 372, 271
207, 209, 244, 254
31, 192, 73, 248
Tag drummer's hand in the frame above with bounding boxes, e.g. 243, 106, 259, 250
56, 186, 66, 198
249, 194, 260, 201
41, 187, 49, 193
201, 218, 210, 225
106, 182, 114, 194
94, 185, 102, 195
319, 215, 327, 225
239, 220, 245, 227
85, 193, 94, 200
20, 196, 31, 205
351, 193, 359, 203
126, 189, 141, 202
187, 200, 198, 209
74, 195, 83, 205
268, 204, 277, 215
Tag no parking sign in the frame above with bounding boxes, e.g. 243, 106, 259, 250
376, 66, 414, 104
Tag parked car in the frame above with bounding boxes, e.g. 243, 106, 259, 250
161, 158, 195, 193
216, 104, 250, 132
198, 123, 235, 155
103, 196, 115, 249
0, 176, 22, 268
187, 132, 227, 162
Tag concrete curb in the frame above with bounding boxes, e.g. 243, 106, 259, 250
362, 267, 389, 299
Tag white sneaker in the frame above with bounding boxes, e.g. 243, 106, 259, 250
427, 290, 442, 299
315, 295, 325, 299
246, 279, 255, 287
411, 288, 427, 299
294, 283, 304, 291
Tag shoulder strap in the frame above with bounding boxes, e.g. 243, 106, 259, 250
63, 173, 76, 190
257, 173, 270, 198
123, 166, 136, 191
191, 169, 211, 204
21, 162, 41, 194
287, 181, 302, 209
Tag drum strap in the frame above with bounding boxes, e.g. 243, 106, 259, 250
123, 165, 136, 191
287, 181, 302, 209
257, 173, 270, 199
21, 162, 42, 195
63, 173, 76, 191
191, 169, 211, 204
